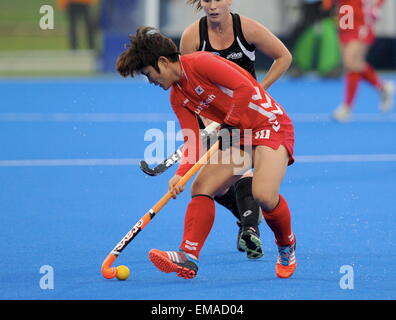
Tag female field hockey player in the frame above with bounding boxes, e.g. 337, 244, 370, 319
180, 0, 292, 258
324, 0, 394, 121
117, 27, 297, 279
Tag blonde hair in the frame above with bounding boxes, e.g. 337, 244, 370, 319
187, 0, 202, 11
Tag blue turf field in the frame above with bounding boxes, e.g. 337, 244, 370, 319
0, 74, 395, 300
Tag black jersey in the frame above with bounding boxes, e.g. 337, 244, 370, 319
198, 13, 256, 79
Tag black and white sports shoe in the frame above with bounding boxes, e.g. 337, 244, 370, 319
238, 226, 264, 259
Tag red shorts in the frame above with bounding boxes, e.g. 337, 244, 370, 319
339, 24, 375, 45
240, 121, 295, 166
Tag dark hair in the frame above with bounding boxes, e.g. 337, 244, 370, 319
116, 26, 180, 77
187, 0, 202, 11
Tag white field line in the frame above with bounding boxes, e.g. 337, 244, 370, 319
295, 154, 396, 163
0, 113, 173, 122
290, 113, 396, 122
0, 159, 140, 167
0, 113, 396, 123
0, 154, 396, 167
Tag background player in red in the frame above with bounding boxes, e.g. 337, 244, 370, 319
180, 0, 293, 259
117, 27, 297, 279
325, 0, 394, 121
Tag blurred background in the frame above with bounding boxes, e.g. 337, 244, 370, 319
1, 0, 395, 76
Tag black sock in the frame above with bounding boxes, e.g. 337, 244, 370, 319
234, 177, 261, 232
214, 185, 240, 221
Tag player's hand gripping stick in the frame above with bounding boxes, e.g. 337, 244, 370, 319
101, 125, 220, 279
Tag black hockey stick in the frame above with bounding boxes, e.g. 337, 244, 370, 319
139, 121, 220, 176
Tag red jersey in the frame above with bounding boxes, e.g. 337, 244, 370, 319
170, 52, 294, 176
336, 0, 385, 43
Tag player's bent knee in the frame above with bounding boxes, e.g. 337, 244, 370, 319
252, 190, 279, 212
191, 178, 214, 197
191, 179, 203, 195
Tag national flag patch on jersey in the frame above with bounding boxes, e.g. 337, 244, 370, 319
195, 86, 205, 95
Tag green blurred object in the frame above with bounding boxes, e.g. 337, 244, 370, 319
294, 25, 315, 72
293, 17, 341, 77
318, 18, 341, 76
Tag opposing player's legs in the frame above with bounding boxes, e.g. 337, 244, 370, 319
252, 145, 296, 279
213, 185, 243, 250
235, 175, 264, 259
214, 171, 264, 258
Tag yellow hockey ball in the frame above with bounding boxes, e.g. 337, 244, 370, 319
116, 265, 130, 280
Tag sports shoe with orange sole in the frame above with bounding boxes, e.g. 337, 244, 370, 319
275, 240, 297, 279
148, 249, 198, 279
